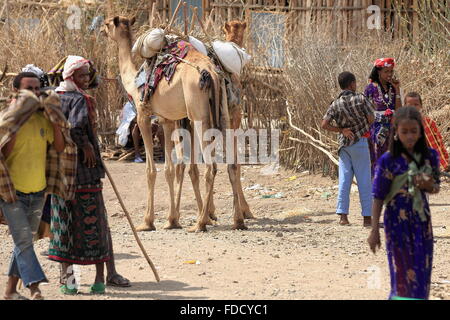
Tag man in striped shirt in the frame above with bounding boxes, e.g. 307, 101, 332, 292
322, 72, 375, 227
404, 92, 449, 171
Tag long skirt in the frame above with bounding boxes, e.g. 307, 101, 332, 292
48, 184, 110, 265
384, 195, 433, 300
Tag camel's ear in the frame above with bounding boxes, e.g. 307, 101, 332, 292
113, 16, 120, 27
130, 16, 136, 26
224, 22, 231, 34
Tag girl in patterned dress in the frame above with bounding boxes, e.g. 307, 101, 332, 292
367, 106, 440, 300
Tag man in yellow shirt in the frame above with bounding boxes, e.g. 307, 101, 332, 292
1, 72, 65, 300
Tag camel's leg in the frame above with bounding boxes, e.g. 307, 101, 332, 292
173, 123, 186, 224
163, 121, 182, 229
227, 113, 247, 229
231, 112, 253, 219
188, 122, 216, 222
136, 111, 157, 231
204, 168, 217, 221
174, 162, 186, 221
227, 163, 247, 230
189, 121, 217, 232
172, 122, 207, 226
236, 163, 253, 219
187, 163, 202, 213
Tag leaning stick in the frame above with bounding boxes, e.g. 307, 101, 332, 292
189, 6, 197, 33
194, 7, 212, 43
164, 0, 183, 33
204, 8, 215, 32
102, 160, 160, 282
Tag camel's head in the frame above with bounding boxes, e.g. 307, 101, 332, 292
101, 16, 136, 41
223, 20, 247, 47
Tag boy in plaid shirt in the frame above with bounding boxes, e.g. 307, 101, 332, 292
404, 92, 449, 171
322, 72, 375, 226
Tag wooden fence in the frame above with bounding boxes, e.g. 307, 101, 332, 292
148, 0, 449, 44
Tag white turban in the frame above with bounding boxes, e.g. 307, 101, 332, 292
56, 55, 90, 93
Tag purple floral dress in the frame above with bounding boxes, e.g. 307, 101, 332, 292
364, 82, 397, 174
373, 149, 440, 300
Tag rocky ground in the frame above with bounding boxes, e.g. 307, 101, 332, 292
1, 161, 449, 300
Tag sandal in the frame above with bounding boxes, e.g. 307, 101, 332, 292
107, 274, 131, 287
60, 284, 78, 295
89, 282, 106, 294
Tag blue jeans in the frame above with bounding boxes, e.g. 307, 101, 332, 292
0, 191, 48, 287
336, 138, 372, 217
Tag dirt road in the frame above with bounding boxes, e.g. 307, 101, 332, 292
1, 161, 449, 300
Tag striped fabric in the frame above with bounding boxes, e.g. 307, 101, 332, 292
423, 116, 449, 170
0, 90, 77, 204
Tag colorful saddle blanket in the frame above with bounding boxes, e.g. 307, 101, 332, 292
136, 39, 191, 102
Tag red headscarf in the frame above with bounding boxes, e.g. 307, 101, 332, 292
374, 58, 395, 68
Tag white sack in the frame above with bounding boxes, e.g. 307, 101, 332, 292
212, 41, 251, 75
188, 36, 208, 56
132, 28, 166, 58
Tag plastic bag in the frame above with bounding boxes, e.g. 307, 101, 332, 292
212, 41, 251, 75
116, 101, 137, 146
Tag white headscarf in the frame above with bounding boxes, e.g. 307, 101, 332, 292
55, 55, 90, 93
21, 64, 45, 77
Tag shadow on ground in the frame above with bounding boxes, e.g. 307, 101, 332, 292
204, 211, 337, 233
75, 280, 207, 300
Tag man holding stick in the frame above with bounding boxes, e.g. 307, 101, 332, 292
47, 56, 129, 294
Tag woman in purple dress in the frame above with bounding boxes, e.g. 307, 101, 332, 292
368, 107, 441, 300
364, 58, 402, 174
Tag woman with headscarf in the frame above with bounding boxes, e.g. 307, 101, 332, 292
47, 56, 111, 294
364, 58, 402, 174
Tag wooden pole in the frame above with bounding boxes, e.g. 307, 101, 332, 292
412, 0, 419, 41
103, 160, 161, 282
183, 2, 188, 35
165, 0, 183, 32
148, 0, 155, 26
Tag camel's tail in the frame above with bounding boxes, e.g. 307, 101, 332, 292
199, 69, 222, 132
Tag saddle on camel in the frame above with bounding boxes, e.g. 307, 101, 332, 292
132, 19, 251, 112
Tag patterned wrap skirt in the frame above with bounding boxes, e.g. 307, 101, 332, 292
48, 182, 110, 265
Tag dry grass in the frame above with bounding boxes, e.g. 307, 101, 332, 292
0, 1, 448, 174
242, 7, 450, 175
0, 0, 150, 145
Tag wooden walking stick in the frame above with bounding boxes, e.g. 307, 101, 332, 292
102, 160, 160, 282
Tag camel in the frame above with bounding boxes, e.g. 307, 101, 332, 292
102, 16, 252, 231
173, 19, 254, 223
